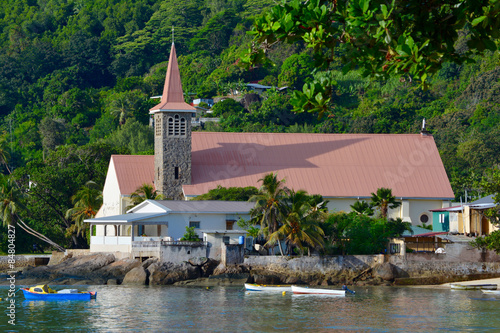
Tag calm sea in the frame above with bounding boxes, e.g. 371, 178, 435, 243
1, 284, 500, 332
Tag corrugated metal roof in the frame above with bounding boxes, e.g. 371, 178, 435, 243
84, 212, 164, 224
111, 132, 454, 200
150, 43, 195, 113
155, 200, 254, 213
185, 132, 454, 199
112, 155, 155, 195
471, 194, 495, 205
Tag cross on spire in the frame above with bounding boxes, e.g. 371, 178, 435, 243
172, 26, 174, 44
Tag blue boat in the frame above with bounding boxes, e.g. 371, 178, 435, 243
22, 285, 97, 301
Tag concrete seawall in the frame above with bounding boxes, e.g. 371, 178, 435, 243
243, 248, 500, 285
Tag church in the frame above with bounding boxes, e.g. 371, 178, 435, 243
86, 42, 454, 256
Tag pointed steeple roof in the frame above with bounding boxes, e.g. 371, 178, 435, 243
149, 43, 195, 113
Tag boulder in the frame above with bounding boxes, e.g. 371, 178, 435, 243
149, 262, 201, 285
122, 266, 149, 285
373, 263, 395, 281
212, 263, 250, 280
94, 258, 141, 281
142, 258, 159, 269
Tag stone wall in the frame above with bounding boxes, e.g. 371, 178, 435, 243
0, 255, 51, 272
160, 244, 207, 263
243, 249, 500, 285
244, 254, 384, 283
222, 244, 244, 265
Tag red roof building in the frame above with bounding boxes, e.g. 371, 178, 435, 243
99, 43, 454, 225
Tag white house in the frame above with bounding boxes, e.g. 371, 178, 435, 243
86, 200, 253, 260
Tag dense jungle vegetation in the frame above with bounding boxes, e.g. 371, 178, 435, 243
1, 0, 500, 251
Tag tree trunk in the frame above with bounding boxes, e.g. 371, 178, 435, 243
16, 217, 65, 252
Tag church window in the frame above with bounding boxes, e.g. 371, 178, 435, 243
174, 115, 180, 136
168, 117, 174, 136
167, 114, 186, 137
175, 167, 179, 179
180, 117, 186, 136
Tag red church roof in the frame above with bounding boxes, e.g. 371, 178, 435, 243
111, 132, 454, 200
111, 155, 155, 195
149, 43, 195, 113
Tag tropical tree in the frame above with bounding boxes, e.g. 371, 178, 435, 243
65, 181, 103, 238
249, 172, 289, 255
0, 174, 65, 252
127, 183, 165, 209
350, 200, 374, 216
268, 190, 325, 256
244, 0, 500, 117
0, 132, 11, 174
370, 188, 401, 219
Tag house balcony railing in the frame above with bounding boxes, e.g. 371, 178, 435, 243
91, 236, 131, 245
161, 241, 208, 247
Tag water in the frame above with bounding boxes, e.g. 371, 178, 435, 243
1, 284, 500, 332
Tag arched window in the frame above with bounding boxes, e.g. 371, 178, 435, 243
167, 114, 186, 137
174, 115, 180, 136
180, 117, 186, 136
168, 117, 174, 136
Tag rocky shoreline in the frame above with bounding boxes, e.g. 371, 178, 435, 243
3, 252, 500, 287
0, 253, 390, 287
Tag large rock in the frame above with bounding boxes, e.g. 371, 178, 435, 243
212, 263, 250, 280
55, 253, 116, 277
122, 266, 149, 285
94, 258, 142, 282
19, 253, 116, 284
149, 262, 201, 285
372, 263, 395, 281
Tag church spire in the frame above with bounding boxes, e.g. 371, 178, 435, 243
149, 42, 194, 113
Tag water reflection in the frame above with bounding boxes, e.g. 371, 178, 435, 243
1, 285, 500, 332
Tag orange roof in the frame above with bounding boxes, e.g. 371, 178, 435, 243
149, 43, 195, 113
112, 132, 454, 199
112, 155, 155, 195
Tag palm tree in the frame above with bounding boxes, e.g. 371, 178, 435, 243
110, 92, 137, 125
126, 183, 165, 210
370, 188, 401, 219
65, 181, 102, 236
0, 133, 11, 174
0, 174, 65, 252
350, 200, 374, 216
268, 190, 325, 256
249, 173, 289, 255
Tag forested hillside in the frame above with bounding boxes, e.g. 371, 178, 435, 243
1, 0, 499, 250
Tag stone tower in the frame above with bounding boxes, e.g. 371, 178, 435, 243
149, 43, 195, 199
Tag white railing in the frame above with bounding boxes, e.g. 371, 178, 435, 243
91, 236, 132, 245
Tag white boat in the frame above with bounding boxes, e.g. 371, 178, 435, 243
244, 283, 291, 292
482, 290, 500, 295
291, 285, 345, 296
450, 283, 497, 290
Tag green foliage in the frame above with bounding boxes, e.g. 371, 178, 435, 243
370, 188, 401, 219
245, 0, 500, 116
127, 183, 165, 210
470, 230, 500, 254
350, 200, 374, 216
193, 185, 259, 201
104, 118, 154, 154
180, 226, 201, 242
322, 212, 411, 255
211, 98, 245, 117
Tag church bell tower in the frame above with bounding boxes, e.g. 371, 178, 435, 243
149, 42, 195, 199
